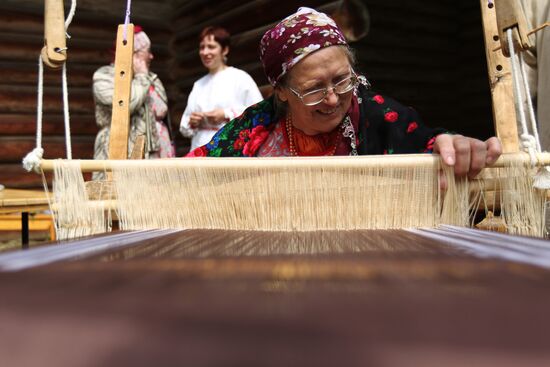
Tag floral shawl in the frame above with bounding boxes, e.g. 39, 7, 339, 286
186, 84, 446, 157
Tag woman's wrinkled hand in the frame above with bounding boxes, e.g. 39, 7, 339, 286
433, 134, 502, 178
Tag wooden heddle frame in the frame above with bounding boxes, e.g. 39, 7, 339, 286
35, 1, 550, 240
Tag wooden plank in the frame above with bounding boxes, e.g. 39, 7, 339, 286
0, 214, 55, 241
0, 188, 49, 208
108, 24, 134, 160
479, 0, 519, 152
42, 0, 66, 68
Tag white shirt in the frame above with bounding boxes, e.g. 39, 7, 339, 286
179, 66, 263, 150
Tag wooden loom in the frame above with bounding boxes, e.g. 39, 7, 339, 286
2, 2, 550, 365
36, 0, 549, 240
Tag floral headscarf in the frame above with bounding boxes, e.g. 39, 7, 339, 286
259, 7, 348, 86
134, 25, 151, 52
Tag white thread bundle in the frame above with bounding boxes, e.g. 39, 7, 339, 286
42, 155, 548, 240
44, 156, 544, 238
52, 160, 110, 239
112, 157, 456, 232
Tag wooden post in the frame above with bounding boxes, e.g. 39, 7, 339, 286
41, 0, 67, 69
108, 24, 134, 160
479, 0, 519, 153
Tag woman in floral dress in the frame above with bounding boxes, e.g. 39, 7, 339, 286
187, 7, 501, 178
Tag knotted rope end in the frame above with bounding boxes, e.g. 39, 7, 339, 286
22, 147, 44, 173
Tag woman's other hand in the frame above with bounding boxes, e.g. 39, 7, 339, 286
433, 134, 502, 178
133, 52, 150, 75
189, 112, 205, 128
203, 109, 227, 125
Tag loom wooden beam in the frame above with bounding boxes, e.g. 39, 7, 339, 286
494, 0, 532, 57
41, 0, 66, 69
38, 152, 550, 173
108, 24, 134, 160
479, 0, 519, 153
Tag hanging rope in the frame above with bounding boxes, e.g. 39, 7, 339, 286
62, 61, 72, 159
123, 0, 133, 42
23, 0, 77, 172
507, 28, 550, 189
518, 52, 540, 152
22, 55, 45, 173
507, 28, 537, 164
65, 0, 77, 33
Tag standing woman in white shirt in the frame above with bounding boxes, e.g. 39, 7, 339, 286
180, 26, 263, 151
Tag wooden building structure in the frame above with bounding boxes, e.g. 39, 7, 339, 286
0, 0, 494, 189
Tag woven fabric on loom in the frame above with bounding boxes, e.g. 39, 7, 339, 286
46, 155, 545, 240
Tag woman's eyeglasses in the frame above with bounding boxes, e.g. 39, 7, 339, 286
289, 73, 359, 106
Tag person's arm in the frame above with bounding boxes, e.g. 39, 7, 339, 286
361, 89, 501, 177
179, 85, 200, 138
92, 66, 115, 128
150, 75, 168, 120
222, 72, 263, 121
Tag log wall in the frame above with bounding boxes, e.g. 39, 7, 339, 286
0, 0, 494, 189
0, 3, 173, 188
171, 0, 495, 153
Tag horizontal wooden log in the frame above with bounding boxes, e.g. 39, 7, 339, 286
172, 20, 455, 72
0, 4, 172, 34
0, 61, 96, 87
0, 113, 98, 136
172, 0, 330, 48
0, 84, 94, 114
0, 163, 53, 189
0, 33, 171, 65
173, 0, 242, 19
0, 136, 95, 163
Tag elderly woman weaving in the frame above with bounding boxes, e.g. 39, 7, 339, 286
187, 7, 501, 177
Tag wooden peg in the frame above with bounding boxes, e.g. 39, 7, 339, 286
108, 24, 134, 160
42, 0, 67, 69
495, 0, 532, 57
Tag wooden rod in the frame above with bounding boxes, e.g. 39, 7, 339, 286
479, 0, 519, 153
108, 24, 134, 160
41, 0, 66, 69
39, 152, 550, 173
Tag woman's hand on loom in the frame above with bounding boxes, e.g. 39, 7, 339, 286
433, 134, 502, 178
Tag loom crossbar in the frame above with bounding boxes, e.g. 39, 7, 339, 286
38, 152, 550, 172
